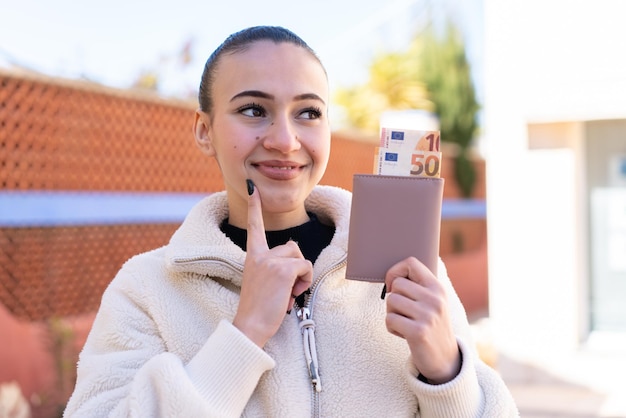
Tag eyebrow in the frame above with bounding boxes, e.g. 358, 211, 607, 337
294, 93, 326, 105
230, 90, 326, 105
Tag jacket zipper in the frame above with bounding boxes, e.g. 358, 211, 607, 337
174, 254, 348, 418
295, 258, 347, 418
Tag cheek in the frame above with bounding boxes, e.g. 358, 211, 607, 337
313, 136, 331, 164
217, 145, 245, 168
212, 124, 252, 159
314, 146, 330, 165
308, 140, 331, 182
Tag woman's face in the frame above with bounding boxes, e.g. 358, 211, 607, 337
195, 41, 331, 229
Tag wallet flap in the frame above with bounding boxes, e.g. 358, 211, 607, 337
346, 175, 444, 282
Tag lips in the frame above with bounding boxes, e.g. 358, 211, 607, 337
252, 160, 306, 180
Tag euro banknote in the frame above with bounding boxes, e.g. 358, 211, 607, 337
375, 128, 442, 178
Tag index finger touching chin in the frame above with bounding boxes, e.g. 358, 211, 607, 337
246, 179, 269, 254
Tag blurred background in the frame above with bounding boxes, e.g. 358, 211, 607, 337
1, 0, 625, 417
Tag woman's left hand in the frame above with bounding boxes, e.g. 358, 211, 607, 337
383, 257, 461, 384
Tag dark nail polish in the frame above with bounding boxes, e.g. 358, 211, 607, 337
246, 179, 255, 196
380, 285, 387, 300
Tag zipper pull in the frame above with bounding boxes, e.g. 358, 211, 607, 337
297, 307, 322, 392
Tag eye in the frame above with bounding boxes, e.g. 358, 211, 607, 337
298, 106, 322, 120
237, 103, 266, 118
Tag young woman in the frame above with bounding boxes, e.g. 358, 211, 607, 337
65, 26, 518, 417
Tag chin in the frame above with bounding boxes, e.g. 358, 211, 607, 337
263, 198, 301, 214
261, 190, 307, 213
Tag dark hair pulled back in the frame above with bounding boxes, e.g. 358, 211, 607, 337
198, 26, 325, 113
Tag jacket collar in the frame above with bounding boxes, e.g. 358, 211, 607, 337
164, 185, 352, 287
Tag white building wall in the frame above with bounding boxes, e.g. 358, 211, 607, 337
485, 1, 626, 123
483, 0, 626, 371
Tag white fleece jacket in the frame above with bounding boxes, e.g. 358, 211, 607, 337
64, 185, 518, 418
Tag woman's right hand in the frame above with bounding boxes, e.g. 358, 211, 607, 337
232, 181, 313, 347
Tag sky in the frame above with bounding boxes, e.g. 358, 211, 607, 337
0, 0, 483, 123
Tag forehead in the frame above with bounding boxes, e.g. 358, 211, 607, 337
213, 41, 328, 100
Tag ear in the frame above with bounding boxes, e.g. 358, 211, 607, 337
193, 110, 216, 157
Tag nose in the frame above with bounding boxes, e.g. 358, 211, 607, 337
263, 116, 301, 154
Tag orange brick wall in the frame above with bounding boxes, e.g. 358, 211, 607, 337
0, 224, 178, 320
1, 71, 221, 192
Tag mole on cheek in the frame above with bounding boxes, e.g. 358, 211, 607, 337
255, 136, 260, 141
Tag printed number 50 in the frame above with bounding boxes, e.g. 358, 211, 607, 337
411, 153, 440, 177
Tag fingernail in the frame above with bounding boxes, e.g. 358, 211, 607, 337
246, 179, 255, 196
286, 309, 292, 315
380, 284, 387, 300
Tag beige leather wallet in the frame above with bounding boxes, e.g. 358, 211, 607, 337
346, 175, 444, 282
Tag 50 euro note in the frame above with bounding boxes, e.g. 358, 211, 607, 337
374, 128, 442, 178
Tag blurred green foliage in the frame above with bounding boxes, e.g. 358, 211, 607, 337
335, 22, 479, 197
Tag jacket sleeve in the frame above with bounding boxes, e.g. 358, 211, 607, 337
63, 268, 275, 418
405, 261, 520, 418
